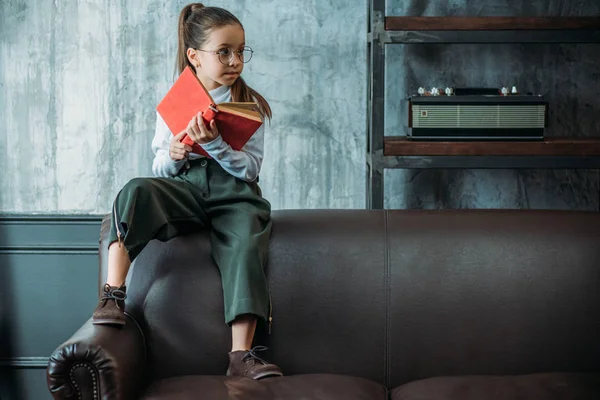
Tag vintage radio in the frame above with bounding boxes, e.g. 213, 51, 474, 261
408, 87, 548, 141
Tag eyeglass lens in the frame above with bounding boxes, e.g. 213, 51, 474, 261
219, 48, 253, 64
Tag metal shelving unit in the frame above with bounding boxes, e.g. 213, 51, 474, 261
366, 0, 600, 209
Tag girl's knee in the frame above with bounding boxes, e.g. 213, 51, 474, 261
118, 177, 156, 200
113, 178, 157, 213
124, 177, 154, 193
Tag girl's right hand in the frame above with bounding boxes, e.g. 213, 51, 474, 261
169, 131, 193, 161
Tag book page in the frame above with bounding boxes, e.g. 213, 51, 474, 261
218, 104, 262, 121
224, 102, 258, 111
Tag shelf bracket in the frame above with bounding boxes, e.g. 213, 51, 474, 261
371, 149, 387, 173
371, 11, 390, 45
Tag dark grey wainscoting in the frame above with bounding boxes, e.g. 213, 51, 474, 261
0, 215, 103, 400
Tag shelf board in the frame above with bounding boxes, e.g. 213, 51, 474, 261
383, 30, 600, 44
384, 137, 600, 157
385, 17, 600, 31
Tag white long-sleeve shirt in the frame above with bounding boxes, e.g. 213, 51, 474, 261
151, 83, 265, 182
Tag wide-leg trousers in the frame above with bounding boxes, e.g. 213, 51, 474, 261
108, 157, 272, 326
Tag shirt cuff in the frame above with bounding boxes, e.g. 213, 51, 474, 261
168, 157, 186, 174
199, 135, 225, 152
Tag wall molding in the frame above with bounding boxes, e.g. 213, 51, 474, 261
0, 357, 49, 368
0, 214, 103, 383
0, 215, 104, 253
0, 215, 104, 222
0, 246, 98, 254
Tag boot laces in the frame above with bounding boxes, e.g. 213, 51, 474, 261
242, 346, 270, 365
100, 284, 127, 309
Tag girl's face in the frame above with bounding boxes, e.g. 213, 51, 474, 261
190, 24, 246, 91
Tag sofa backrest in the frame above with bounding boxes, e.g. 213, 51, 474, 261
99, 209, 600, 387
384, 210, 600, 388
100, 210, 389, 385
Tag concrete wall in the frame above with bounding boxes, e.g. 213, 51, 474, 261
1, 0, 367, 213
0, 0, 597, 211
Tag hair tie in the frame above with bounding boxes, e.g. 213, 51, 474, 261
191, 3, 205, 12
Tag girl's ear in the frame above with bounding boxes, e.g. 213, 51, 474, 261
186, 48, 200, 69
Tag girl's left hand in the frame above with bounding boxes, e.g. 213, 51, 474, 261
186, 112, 220, 144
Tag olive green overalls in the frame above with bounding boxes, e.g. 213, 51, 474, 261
108, 157, 272, 328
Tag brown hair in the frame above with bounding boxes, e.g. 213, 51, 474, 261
176, 3, 272, 120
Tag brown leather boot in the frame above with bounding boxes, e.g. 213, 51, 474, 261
92, 283, 127, 326
226, 346, 283, 380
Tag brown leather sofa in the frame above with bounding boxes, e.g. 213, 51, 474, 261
47, 209, 600, 399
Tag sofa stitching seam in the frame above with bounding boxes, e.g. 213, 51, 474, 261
384, 209, 390, 389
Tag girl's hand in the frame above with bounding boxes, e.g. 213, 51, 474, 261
169, 131, 192, 161
186, 112, 219, 145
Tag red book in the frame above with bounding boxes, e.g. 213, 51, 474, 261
156, 66, 263, 157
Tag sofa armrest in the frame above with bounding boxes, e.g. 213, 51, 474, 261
46, 314, 146, 400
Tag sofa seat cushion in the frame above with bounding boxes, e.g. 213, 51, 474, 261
142, 373, 387, 400
391, 373, 600, 400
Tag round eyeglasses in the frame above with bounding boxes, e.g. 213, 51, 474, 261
196, 46, 253, 65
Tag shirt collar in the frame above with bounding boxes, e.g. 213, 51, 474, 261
209, 84, 231, 102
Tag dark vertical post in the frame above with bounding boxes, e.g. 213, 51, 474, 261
367, 0, 386, 209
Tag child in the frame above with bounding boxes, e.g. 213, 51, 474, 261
91, 3, 282, 380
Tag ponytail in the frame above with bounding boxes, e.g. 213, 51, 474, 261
176, 3, 205, 77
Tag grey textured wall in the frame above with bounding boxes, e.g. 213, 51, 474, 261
0, 0, 367, 213
1, 0, 599, 213
385, 0, 600, 210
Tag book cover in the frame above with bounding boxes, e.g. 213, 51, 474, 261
156, 66, 262, 157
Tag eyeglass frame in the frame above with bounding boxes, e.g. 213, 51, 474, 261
195, 46, 254, 65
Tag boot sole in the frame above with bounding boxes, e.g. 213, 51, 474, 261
92, 318, 126, 326
253, 371, 284, 380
